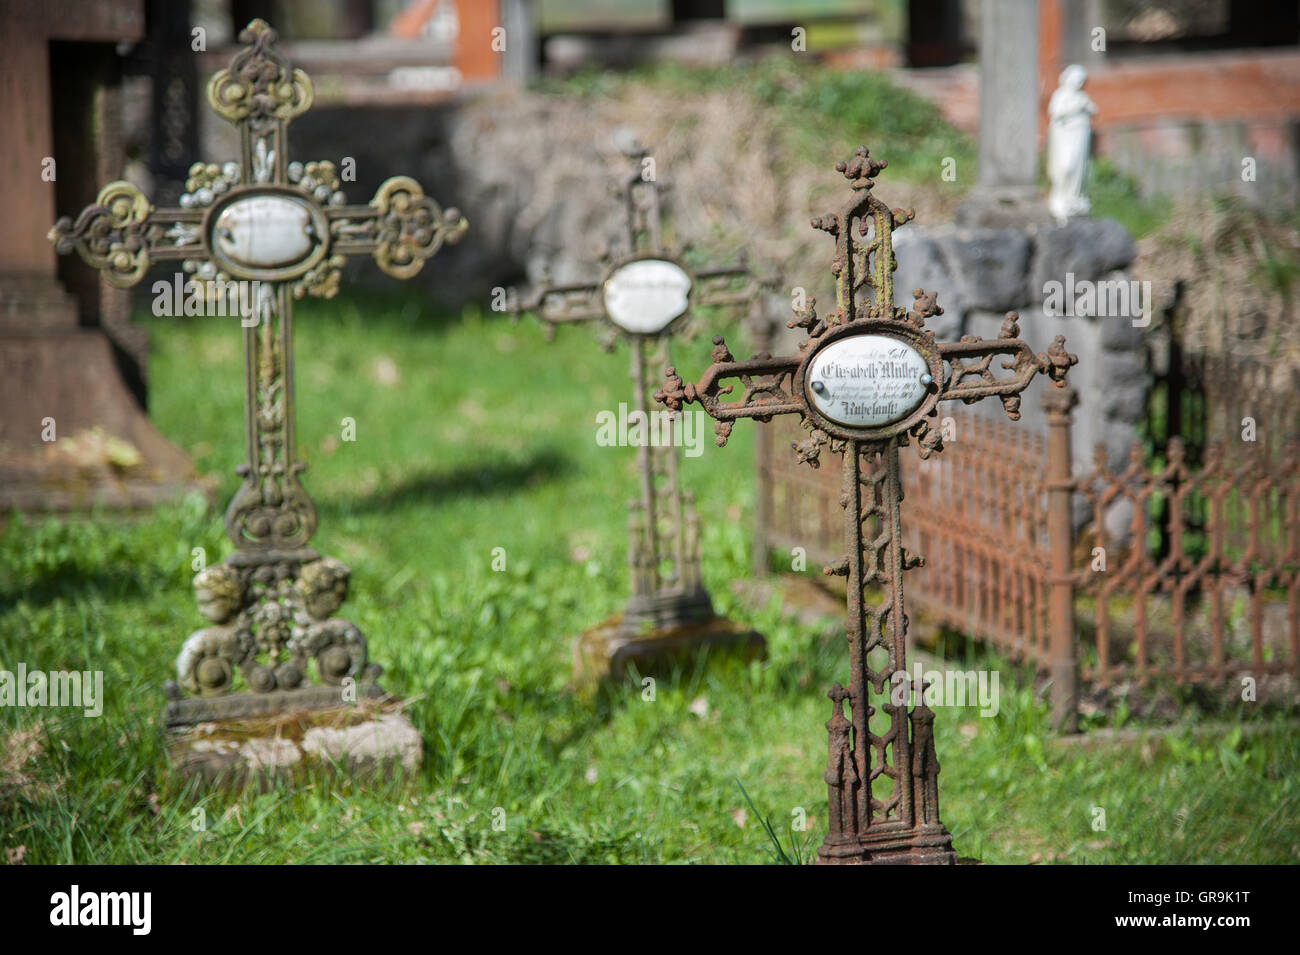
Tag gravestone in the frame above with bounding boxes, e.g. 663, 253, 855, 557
512, 142, 766, 685
49, 19, 467, 778
0, 0, 203, 512
657, 148, 1077, 864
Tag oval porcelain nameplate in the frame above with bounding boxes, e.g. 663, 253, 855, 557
603, 259, 692, 334
805, 334, 931, 428
212, 195, 318, 270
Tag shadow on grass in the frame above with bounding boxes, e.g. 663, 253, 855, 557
319, 448, 573, 516
0, 565, 166, 612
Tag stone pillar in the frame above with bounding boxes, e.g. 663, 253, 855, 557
1060, 0, 1105, 70
976, 0, 1038, 190
958, 0, 1052, 226
0, 15, 61, 283
500, 0, 538, 84
0, 0, 200, 512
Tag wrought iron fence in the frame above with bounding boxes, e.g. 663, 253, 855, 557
756, 387, 1300, 724
1075, 437, 1300, 686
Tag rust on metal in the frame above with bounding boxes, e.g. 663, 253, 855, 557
657, 147, 1077, 864
759, 400, 1300, 724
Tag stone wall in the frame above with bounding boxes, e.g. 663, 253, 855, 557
894, 218, 1142, 481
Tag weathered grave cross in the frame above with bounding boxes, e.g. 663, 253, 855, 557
656, 147, 1077, 864
513, 143, 763, 637
49, 20, 467, 724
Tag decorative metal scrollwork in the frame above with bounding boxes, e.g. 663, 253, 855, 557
48, 181, 154, 288
45, 18, 461, 707
179, 557, 373, 696
368, 176, 468, 279
207, 19, 313, 125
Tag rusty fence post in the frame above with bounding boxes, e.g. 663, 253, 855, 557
1043, 384, 1079, 732
751, 304, 774, 578
754, 420, 772, 577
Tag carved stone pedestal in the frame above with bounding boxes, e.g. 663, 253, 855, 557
165, 697, 422, 788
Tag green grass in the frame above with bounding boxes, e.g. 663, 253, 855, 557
1088, 156, 1173, 239
2, 293, 1297, 864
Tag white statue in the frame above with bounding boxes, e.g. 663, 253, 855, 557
1047, 64, 1097, 224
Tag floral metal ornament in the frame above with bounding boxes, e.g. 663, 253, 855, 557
48, 19, 468, 725
511, 141, 770, 636
656, 147, 1077, 864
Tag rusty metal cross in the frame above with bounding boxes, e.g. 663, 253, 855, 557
512, 143, 765, 636
656, 147, 1076, 864
49, 20, 466, 723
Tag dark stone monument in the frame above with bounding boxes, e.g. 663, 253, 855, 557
0, 0, 202, 512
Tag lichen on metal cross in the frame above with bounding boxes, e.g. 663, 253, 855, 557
511, 141, 768, 636
48, 19, 468, 723
655, 146, 1077, 864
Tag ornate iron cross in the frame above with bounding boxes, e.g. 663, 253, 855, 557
512, 143, 764, 636
49, 20, 466, 721
656, 147, 1076, 864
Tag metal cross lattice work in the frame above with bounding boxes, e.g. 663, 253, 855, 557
49, 20, 466, 720
656, 147, 1077, 864
513, 144, 764, 636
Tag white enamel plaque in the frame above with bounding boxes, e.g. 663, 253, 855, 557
602, 259, 692, 334
806, 334, 931, 428
213, 195, 317, 270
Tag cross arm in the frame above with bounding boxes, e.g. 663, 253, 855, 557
654, 336, 803, 447
689, 257, 774, 312
48, 181, 202, 288
509, 275, 606, 328
325, 176, 467, 280
936, 312, 1078, 420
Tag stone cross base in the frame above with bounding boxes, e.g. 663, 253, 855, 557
619, 586, 716, 638
574, 615, 766, 689
165, 697, 422, 788
164, 680, 388, 729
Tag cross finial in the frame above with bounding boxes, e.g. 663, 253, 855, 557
811, 146, 914, 326
836, 145, 888, 189
242, 17, 273, 38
